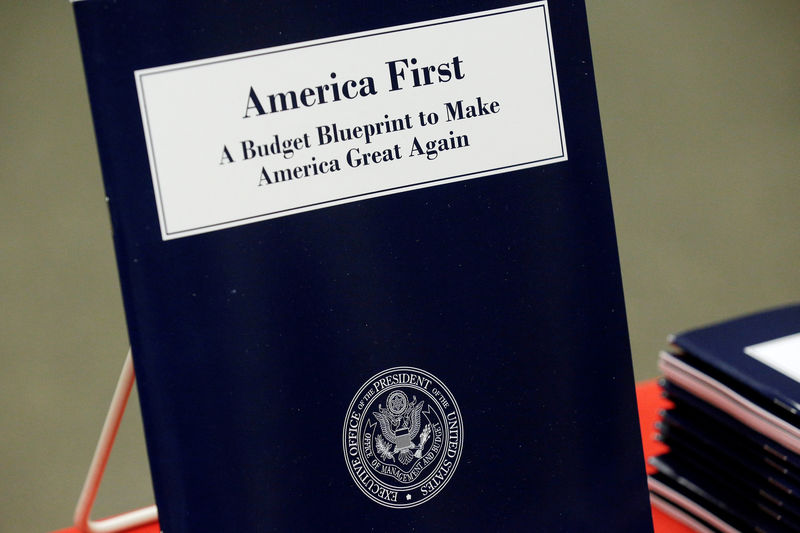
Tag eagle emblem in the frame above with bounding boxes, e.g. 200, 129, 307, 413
373, 391, 430, 465
344, 367, 463, 507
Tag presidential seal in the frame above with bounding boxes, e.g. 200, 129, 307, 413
343, 367, 463, 508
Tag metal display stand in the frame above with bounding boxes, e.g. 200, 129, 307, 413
73, 350, 158, 533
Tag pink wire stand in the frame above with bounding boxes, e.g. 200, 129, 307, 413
73, 349, 158, 533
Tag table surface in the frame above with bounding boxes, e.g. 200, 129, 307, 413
53, 380, 692, 533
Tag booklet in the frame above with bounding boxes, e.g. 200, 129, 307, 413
649, 455, 794, 533
652, 305, 800, 532
660, 304, 800, 454
662, 381, 800, 474
71, 1, 652, 531
669, 304, 800, 418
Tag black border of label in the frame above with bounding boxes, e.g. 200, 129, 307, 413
137, 2, 565, 238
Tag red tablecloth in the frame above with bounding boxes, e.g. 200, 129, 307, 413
54, 380, 690, 533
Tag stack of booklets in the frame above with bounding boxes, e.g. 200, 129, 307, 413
650, 304, 800, 532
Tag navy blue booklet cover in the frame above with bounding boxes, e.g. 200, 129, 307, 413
72, 1, 652, 531
671, 304, 800, 420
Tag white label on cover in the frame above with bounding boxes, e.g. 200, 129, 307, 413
745, 333, 800, 383
135, 2, 566, 240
